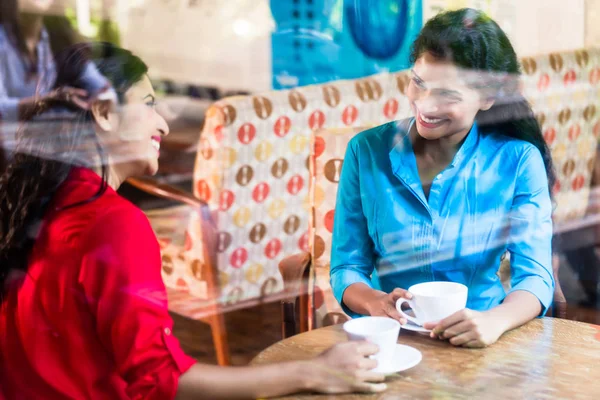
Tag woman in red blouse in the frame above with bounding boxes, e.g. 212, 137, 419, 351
0, 43, 386, 399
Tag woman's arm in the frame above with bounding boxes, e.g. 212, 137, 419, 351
0, 62, 88, 120
329, 139, 376, 315
331, 138, 411, 320
342, 284, 411, 324
0, 89, 89, 121
424, 290, 540, 347
81, 206, 386, 399
425, 145, 554, 347
176, 342, 387, 400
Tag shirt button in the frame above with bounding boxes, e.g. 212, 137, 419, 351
164, 327, 172, 336
436, 173, 442, 180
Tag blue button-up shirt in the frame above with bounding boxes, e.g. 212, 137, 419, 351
330, 119, 554, 317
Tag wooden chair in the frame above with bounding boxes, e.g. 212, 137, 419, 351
129, 175, 310, 363
127, 177, 231, 365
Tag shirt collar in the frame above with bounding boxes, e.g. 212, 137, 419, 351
450, 121, 479, 168
389, 118, 480, 173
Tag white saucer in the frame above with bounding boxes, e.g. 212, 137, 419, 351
401, 321, 431, 333
373, 344, 422, 375
400, 310, 431, 333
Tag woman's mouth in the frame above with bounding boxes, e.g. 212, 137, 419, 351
417, 110, 448, 129
151, 136, 161, 152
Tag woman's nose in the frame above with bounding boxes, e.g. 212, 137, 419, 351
415, 96, 440, 114
156, 113, 170, 137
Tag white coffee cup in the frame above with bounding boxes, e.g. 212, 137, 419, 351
396, 281, 468, 326
343, 316, 400, 371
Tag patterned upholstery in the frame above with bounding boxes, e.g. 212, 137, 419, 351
521, 49, 600, 220
146, 205, 208, 299
166, 74, 417, 311
151, 47, 600, 325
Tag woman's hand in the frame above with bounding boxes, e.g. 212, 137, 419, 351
423, 309, 506, 348
364, 288, 412, 324
308, 341, 387, 394
47, 86, 90, 110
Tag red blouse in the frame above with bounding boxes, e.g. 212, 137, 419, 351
0, 167, 196, 399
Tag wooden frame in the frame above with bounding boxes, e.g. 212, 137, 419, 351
127, 177, 231, 365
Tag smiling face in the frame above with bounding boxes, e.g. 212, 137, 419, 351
94, 75, 169, 177
407, 52, 493, 142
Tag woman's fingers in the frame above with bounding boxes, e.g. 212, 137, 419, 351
63, 87, 89, 97
358, 357, 378, 371
390, 288, 412, 301
355, 342, 379, 357
70, 96, 90, 110
426, 308, 472, 333
353, 382, 388, 393
449, 330, 477, 346
441, 319, 475, 339
355, 370, 386, 383
384, 301, 406, 324
388, 288, 411, 324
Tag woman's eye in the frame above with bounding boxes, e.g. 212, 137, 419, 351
412, 77, 425, 88
146, 100, 157, 108
438, 92, 461, 103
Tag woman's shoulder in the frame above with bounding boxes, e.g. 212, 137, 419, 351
94, 190, 148, 226
479, 131, 541, 165
52, 175, 154, 247
349, 118, 413, 152
72, 190, 157, 254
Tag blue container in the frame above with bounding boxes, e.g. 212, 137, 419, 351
271, 0, 423, 89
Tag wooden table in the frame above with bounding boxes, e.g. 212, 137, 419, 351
252, 319, 600, 399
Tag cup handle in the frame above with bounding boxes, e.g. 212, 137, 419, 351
396, 298, 421, 326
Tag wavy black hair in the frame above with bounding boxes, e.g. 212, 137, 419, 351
0, 42, 148, 298
410, 8, 555, 189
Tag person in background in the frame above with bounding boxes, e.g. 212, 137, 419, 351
331, 8, 555, 348
0, 0, 109, 171
0, 42, 387, 400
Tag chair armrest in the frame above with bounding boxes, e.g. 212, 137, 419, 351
279, 252, 311, 302
126, 176, 206, 209
278, 252, 311, 338
129, 176, 223, 305
552, 301, 568, 319
548, 253, 568, 319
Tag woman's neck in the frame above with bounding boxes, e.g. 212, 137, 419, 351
411, 127, 469, 165
96, 160, 136, 191
17, 13, 44, 54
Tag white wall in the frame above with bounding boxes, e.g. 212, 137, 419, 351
117, 0, 590, 90
586, 0, 600, 46
424, 0, 586, 56
119, 0, 273, 92
511, 0, 585, 56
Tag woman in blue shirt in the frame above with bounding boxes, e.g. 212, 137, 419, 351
0, 0, 109, 170
331, 8, 555, 348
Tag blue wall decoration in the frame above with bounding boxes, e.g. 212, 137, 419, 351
271, 0, 423, 89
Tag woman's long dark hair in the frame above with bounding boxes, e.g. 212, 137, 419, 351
0, 0, 83, 74
410, 8, 556, 190
0, 43, 148, 297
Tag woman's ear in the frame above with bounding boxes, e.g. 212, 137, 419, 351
91, 100, 115, 132
480, 97, 495, 111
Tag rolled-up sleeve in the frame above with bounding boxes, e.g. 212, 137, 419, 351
507, 145, 554, 315
330, 139, 376, 317
79, 207, 195, 400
